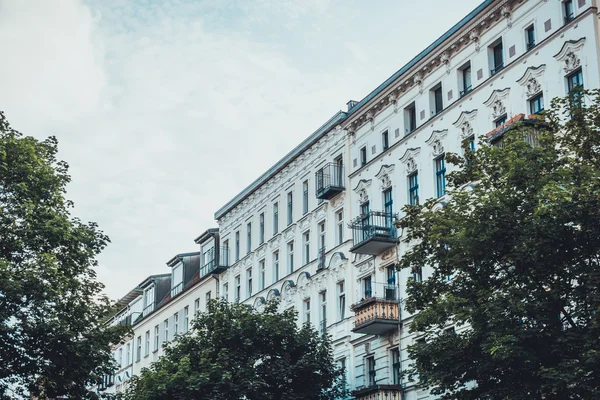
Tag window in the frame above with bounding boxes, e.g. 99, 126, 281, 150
435, 155, 446, 198
183, 306, 189, 333
303, 180, 309, 214
460, 63, 472, 96
235, 231, 240, 261
303, 231, 310, 265
247, 268, 253, 298
273, 251, 280, 282
144, 331, 150, 357
259, 259, 266, 291
153, 325, 159, 351
259, 213, 265, 244
194, 298, 200, 315
568, 68, 584, 93
235, 275, 241, 302
382, 130, 389, 151
366, 356, 376, 386
495, 114, 507, 127
222, 239, 229, 266
529, 93, 544, 114
391, 348, 401, 385
273, 202, 279, 234
339, 357, 347, 385
319, 291, 327, 335
246, 222, 252, 255
287, 192, 293, 225
564, 0, 574, 24
405, 102, 417, 134
525, 25, 535, 50
336, 209, 344, 245
363, 276, 372, 298
303, 298, 311, 325
338, 281, 346, 321
318, 222, 326, 268
206, 291, 211, 303
136, 336, 141, 362
174, 312, 179, 336
360, 146, 367, 166
118, 348, 123, 366
432, 83, 443, 114
223, 283, 229, 301
171, 263, 183, 296
413, 267, 423, 283
408, 172, 419, 205
491, 41, 504, 75
126, 343, 131, 365
383, 188, 393, 227
163, 319, 169, 343
288, 241, 294, 273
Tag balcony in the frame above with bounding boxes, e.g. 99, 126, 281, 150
351, 286, 399, 335
142, 303, 154, 317
352, 385, 403, 400
349, 211, 397, 255
171, 282, 183, 297
315, 163, 345, 200
201, 246, 230, 277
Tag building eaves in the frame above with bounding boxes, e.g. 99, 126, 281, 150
138, 273, 171, 288
194, 228, 219, 244
166, 251, 201, 267
344, 0, 495, 122
214, 110, 347, 220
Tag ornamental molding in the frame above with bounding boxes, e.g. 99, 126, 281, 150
440, 51, 451, 74
296, 271, 312, 297
315, 202, 328, 222
516, 64, 546, 97
353, 179, 372, 204
554, 37, 586, 73
283, 224, 296, 242
375, 164, 395, 190
399, 147, 421, 173
330, 192, 345, 209
256, 244, 267, 259
500, 4, 512, 28
253, 297, 266, 312
452, 109, 478, 138
381, 247, 397, 263
268, 235, 281, 250
298, 213, 312, 231
328, 252, 348, 278
266, 288, 280, 301
281, 280, 296, 305
483, 88, 510, 119
426, 129, 448, 157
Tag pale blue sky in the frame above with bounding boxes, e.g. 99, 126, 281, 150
0, 0, 482, 298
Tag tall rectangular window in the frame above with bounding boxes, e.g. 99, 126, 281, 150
382, 130, 389, 151
154, 325, 159, 351
318, 221, 326, 268
564, 0, 574, 24
259, 213, 265, 244
435, 155, 446, 198
119, 348, 123, 367
360, 147, 367, 166
194, 298, 200, 315
223, 283, 229, 301
288, 241, 294, 273
366, 356, 376, 386
319, 291, 327, 335
408, 172, 419, 205
392, 348, 401, 385
163, 319, 169, 343
525, 25, 535, 50
529, 93, 544, 114
273, 202, 279, 234
126, 343, 131, 365
363, 275, 372, 298
247, 268, 253, 298
491, 41, 504, 75
246, 222, 252, 255
259, 259, 266, 291
287, 192, 293, 225
235, 231, 240, 262
432, 83, 443, 114
144, 331, 150, 357
302, 180, 309, 214
495, 114, 507, 127
222, 239, 229, 266
337, 281, 346, 321
273, 251, 280, 282
460, 63, 472, 96
174, 312, 179, 336
336, 210, 344, 245
303, 298, 311, 325
405, 102, 417, 134
568, 69, 584, 93
383, 188, 393, 227
136, 336, 142, 362
183, 306, 189, 333
235, 275, 241, 302
206, 291, 211, 303
413, 266, 423, 283
303, 231, 310, 265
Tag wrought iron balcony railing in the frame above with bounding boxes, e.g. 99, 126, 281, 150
491, 63, 504, 76
349, 211, 397, 255
315, 163, 345, 200
201, 246, 230, 277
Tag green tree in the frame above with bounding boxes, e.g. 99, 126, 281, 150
0, 111, 127, 399
124, 299, 347, 400
397, 90, 600, 399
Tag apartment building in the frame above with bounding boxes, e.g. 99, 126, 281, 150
97, 0, 600, 398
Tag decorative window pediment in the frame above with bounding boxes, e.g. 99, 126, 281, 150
399, 147, 421, 174
353, 179, 372, 204
483, 88, 510, 119
554, 37, 586, 74
453, 109, 478, 138
426, 129, 448, 157
253, 297, 266, 312
375, 164, 395, 190
516, 65, 546, 98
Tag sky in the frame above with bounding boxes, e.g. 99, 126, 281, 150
0, 0, 482, 299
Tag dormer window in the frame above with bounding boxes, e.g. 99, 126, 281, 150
171, 262, 183, 297
143, 285, 155, 316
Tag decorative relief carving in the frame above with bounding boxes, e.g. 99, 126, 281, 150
500, 4, 512, 28
426, 129, 448, 156
440, 51, 451, 74
553, 38, 586, 74
564, 52, 581, 73
299, 213, 312, 230
282, 281, 296, 304
283, 225, 296, 241
253, 297, 266, 312
359, 189, 368, 204
413, 72, 424, 94
297, 272, 312, 297
400, 148, 421, 173
381, 247, 396, 262
375, 164, 395, 191
353, 180, 372, 205
267, 289, 280, 301
492, 100, 506, 119
483, 88, 510, 119
366, 111, 375, 131
407, 157, 417, 173
388, 93, 399, 113
516, 65, 545, 97
469, 29, 480, 52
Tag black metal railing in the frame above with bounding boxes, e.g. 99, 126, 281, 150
460, 85, 472, 97
526, 41, 536, 51
201, 246, 230, 277
564, 14, 574, 25
491, 63, 504, 76
317, 247, 326, 270
349, 211, 396, 246
315, 163, 345, 199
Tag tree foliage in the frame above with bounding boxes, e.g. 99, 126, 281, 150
0, 112, 127, 399
397, 90, 600, 399
124, 299, 347, 400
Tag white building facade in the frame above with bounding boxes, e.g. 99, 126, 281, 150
98, 0, 600, 398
